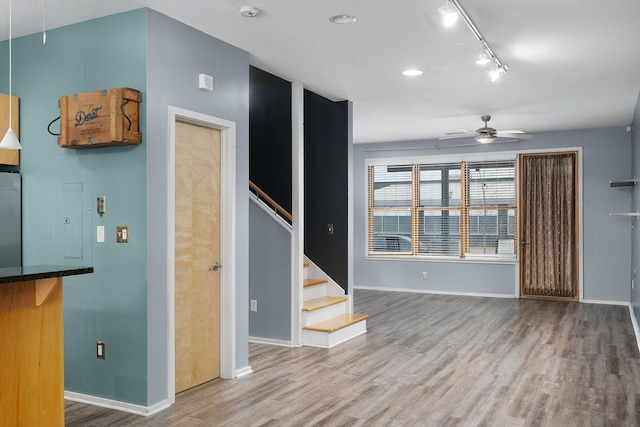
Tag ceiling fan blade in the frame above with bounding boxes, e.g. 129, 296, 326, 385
496, 130, 525, 134
439, 129, 475, 140
438, 134, 476, 140
495, 132, 532, 140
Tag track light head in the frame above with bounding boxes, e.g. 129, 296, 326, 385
438, 0, 459, 28
490, 63, 507, 82
475, 42, 491, 65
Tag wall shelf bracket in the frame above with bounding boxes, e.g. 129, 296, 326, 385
610, 178, 637, 187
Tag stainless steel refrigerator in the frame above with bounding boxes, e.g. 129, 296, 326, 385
0, 172, 21, 268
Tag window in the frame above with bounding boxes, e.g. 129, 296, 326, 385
367, 158, 517, 259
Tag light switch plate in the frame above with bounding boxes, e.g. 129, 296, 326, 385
116, 226, 129, 243
97, 341, 105, 359
97, 226, 105, 243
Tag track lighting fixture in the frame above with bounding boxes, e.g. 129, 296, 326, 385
439, 0, 508, 81
438, 0, 459, 28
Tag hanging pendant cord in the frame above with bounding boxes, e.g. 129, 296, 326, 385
8, 0, 13, 129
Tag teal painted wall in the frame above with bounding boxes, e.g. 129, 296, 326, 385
1, 7, 251, 407
1, 11, 148, 404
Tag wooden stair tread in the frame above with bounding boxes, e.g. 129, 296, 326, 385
302, 296, 348, 311
303, 313, 369, 332
304, 278, 328, 288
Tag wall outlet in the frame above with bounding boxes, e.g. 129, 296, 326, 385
250, 300, 257, 312
422, 272, 428, 280
97, 341, 106, 359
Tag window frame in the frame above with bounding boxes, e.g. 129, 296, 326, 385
366, 152, 518, 261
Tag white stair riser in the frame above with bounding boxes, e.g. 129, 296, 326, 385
302, 301, 347, 326
303, 284, 327, 300
303, 320, 367, 348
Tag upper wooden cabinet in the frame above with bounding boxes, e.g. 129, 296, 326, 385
0, 93, 20, 166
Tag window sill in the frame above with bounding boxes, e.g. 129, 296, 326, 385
365, 254, 518, 265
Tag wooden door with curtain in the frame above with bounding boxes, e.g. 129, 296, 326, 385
520, 152, 578, 298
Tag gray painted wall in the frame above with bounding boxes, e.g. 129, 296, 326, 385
145, 9, 250, 405
354, 127, 632, 302
631, 94, 640, 327
248, 201, 291, 341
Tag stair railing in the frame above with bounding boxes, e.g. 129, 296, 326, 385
249, 180, 292, 224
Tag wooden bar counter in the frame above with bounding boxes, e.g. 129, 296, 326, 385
0, 265, 93, 426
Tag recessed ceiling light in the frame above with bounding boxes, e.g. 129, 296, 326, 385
329, 15, 356, 24
403, 69, 423, 76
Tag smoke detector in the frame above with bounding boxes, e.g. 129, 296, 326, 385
240, 5, 261, 17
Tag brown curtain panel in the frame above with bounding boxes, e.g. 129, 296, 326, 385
521, 153, 576, 297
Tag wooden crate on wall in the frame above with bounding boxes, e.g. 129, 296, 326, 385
0, 94, 19, 165
58, 88, 142, 149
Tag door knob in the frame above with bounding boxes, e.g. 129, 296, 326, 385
210, 262, 222, 271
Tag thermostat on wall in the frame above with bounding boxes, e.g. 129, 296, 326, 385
199, 74, 214, 91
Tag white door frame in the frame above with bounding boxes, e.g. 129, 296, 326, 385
167, 106, 237, 401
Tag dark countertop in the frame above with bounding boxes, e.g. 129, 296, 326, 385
0, 265, 94, 284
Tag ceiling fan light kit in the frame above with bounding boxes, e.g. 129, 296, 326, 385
439, 0, 507, 82
477, 134, 494, 144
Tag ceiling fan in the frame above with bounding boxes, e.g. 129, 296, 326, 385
439, 115, 532, 144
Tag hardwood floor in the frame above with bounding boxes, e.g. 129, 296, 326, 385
65, 289, 640, 426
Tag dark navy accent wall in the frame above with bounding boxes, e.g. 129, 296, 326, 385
249, 67, 292, 214
304, 91, 349, 293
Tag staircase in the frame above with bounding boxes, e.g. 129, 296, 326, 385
249, 182, 369, 348
302, 259, 368, 348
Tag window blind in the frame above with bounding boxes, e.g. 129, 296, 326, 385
367, 158, 517, 259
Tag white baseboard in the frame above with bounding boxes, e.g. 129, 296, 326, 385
64, 391, 172, 417
629, 304, 640, 353
235, 366, 253, 378
248, 336, 293, 347
354, 285, 516, 299
582, 299, 630, 306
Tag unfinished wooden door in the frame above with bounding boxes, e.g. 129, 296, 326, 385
175, 121, 221, 393
519, 152, 578, 298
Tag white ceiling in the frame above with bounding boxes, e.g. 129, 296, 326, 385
3, 0, 640, 144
